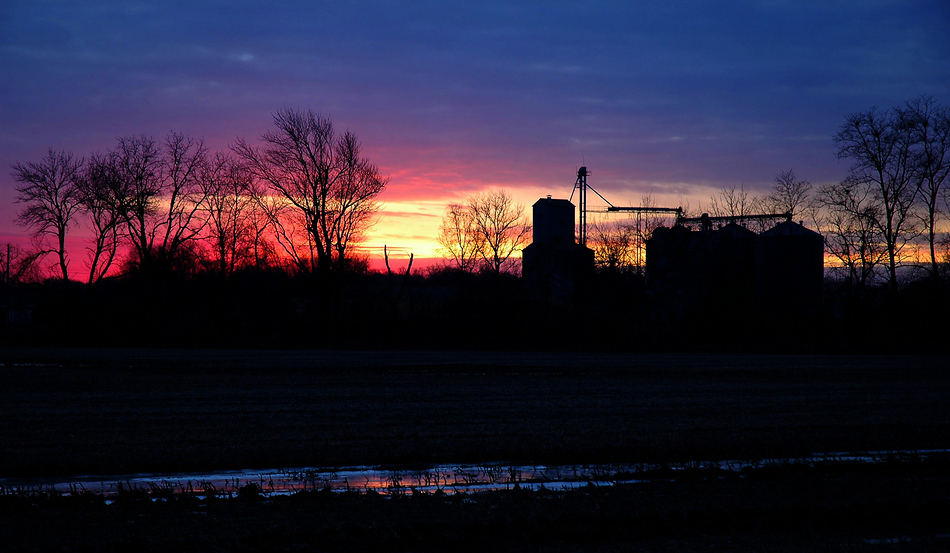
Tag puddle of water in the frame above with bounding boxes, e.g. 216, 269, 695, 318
0, 464, 635, 498
863, 533, 950, 545
1, 450, 945, 499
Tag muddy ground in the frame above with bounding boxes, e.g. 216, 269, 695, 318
1, 348, 949, 551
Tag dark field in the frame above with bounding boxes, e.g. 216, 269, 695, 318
2, 349, 949, 475
2, 348, 949, 551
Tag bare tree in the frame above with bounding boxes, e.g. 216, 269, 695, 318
243, 181, 279, 270
255, 189, 314, 274
11, 149, 84, 280
468, 190, 531, 275
200, 152, 261, 277
329, 132, 384, 270
589, 195, 671, 275
108, 133, 209, 275
631, 194, 672, 272
76, 153, 125, 284
233, 109, 387, 276
766, 169, 820, 229
437, 202, 481, 272
108, 134, 162, 272
0, 243, 43, 285
818, 177, 887, 293
589, 217, 635, 273
904, 95, 950, 280
156, 132, 210, 270
835, 105, 920, 294
708, 184, 763, 219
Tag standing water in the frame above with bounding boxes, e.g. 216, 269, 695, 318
1, 450, 945, 498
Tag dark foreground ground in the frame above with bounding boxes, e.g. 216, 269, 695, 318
1, 348, 949, 551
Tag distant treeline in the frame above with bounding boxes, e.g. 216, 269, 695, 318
2, 262, 947, 353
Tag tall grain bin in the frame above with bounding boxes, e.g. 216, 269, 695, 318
522, 197, 594, 301
531, 196, 576, 247
755, 220, 824, 318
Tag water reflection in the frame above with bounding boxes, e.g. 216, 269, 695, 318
2, 450, 945, 499
0, 464, 629, 498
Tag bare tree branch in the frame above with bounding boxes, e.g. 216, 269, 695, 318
437, 202, 481, 272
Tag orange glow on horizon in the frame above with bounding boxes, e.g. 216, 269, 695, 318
360, 183, 563, 271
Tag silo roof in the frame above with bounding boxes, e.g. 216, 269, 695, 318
762, 220, 821, 237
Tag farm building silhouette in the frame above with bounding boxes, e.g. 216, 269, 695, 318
646, 216, 823, 320
522, 196, 594, 302
524, 195, 824, 321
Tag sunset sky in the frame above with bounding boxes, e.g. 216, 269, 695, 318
2, 1, 949, 275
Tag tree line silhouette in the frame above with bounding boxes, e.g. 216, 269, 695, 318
4, 99, 950, 352
8, 109, 385, 286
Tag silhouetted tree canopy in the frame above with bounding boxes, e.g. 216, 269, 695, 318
233, 109, 387, 276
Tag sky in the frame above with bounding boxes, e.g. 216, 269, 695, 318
2, 0, 949, 274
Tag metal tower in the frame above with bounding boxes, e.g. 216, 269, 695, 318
569, 165, 683, 249
569, 166, 616, 247
574, 166, 588, 246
